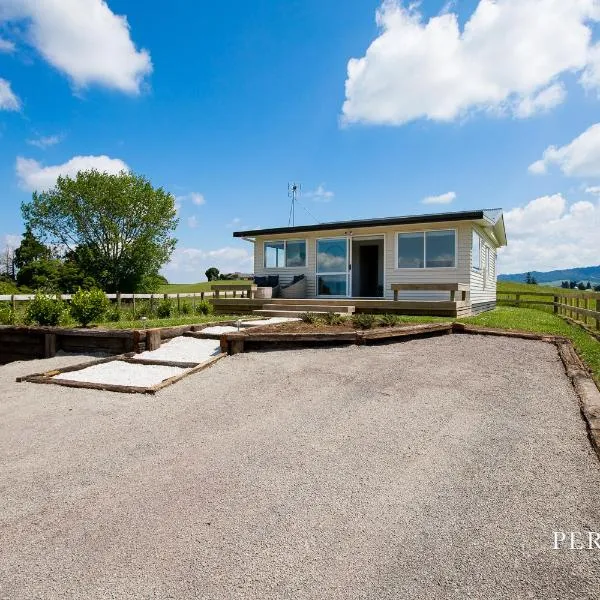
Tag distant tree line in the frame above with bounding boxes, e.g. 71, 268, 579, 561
205, 267, 251, 282
561, 280, 600, 291
2, 170, 177, 293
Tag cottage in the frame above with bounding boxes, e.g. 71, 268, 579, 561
223, 209, 506, 318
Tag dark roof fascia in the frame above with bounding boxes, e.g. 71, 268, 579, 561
233, 210, 489, 238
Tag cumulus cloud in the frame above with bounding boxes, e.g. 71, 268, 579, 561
26, 133, 63, 149
422, 191, 456, 205
342, 0, 600, 125
0, 0, 152, 94
0, 38, 15, 53
1, 233, 21, 250
0, 78, 20, 110
162, 245, 253, 282
498, 194, 600, 273
16, 154, 129, 192
305, 184, 335, 202
528, 123, 600, 177
177, 192, 205, 206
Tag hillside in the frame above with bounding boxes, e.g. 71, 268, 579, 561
498, 265, 600, 286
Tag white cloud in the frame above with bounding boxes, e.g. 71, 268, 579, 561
1, 233, 21, 250
422, 191, 456, 204
305, 184, 335, 202
585, 185, 600, 194
0, 78, 20, 110
498, 194, 600, 273
0, 0, 152, 94
177, 192, 205, 206
187, 215, 199, 229
528, 123, 600, 177
226, 217, 242, 228
0, 38, 15, 53
26, 133, 63, 149
16, 154, 129, 192
162, 245, 253, 282
342, 0, 600, 125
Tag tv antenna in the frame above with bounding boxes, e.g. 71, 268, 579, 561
288, 182, 301, 226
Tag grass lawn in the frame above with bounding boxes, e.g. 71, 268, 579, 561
158, 281, 249, 293
464, 306, 600, 382
97, 314, 247, 329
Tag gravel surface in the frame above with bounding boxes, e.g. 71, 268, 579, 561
54, 360, 187, 387
199, 325, 240, 335
239, 317, 300, 327
133, 336, 221, 363
1, 335, 600, 599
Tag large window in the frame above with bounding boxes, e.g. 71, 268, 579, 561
397, 230, 456, 269
264, 240, 306, 268
472, 231, 481, 271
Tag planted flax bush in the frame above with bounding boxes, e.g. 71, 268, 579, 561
352, 313, 378, 329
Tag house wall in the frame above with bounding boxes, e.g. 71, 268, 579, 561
251, 220, 499, 301
469, 224, 498, 311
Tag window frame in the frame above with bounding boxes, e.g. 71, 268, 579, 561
395, 228, 457, 270
472, 230, 482, 272
263, 239, 307, 269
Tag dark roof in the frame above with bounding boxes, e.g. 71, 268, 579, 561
233, 208, 506, 243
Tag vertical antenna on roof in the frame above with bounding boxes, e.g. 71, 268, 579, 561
288, 182, 301, 226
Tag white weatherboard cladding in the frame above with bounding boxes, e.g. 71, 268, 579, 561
469, 224, 498, 305
253, 220, 479, 301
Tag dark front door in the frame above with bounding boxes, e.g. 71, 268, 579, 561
359, 245, 379, 297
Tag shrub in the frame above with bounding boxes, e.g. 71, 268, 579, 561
322, 312, 346, 326
69, 288, 110, 326
157, 299, 173, 318
0, 303, 13, 325
180, 301, 192, 315
105, 306, 122, 322
25, 293, 64, 326
300, 311, 321, 324
379, 313, 401, 327
134, 299, 155, 318
194, 299, 214, 316
352, 313, 378, 329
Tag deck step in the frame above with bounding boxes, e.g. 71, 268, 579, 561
253, 309, 351, 318
261, 303, 355, 313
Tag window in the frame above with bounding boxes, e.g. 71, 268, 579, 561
472, 231, 481, 270
264, 240, 306, 268
397, 230, 455, 269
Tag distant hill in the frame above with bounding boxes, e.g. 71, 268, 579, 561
499, 265, 600, 286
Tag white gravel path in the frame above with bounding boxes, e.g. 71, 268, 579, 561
133, 336, 221, 363
239, 317, 300, 327
199, 325, 240, 335
54, 361, 186, 387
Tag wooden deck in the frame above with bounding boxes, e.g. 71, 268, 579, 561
212, 297, 474, 317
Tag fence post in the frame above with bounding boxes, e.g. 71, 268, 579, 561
515, 293, 520, 306
150, 294, 155, 314
11, 294, 16, 314
177, 293, 181, 315
132, 294, 136, 318
201, 292, 205, 301
553, 295, 558, 314
117, 291, 121, 311
192, 293, 196, 312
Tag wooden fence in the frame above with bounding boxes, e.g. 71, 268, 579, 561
497, 290, 600, 331
0, 290, 251, 316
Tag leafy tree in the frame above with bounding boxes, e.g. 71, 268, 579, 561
578, 282, 587, 290
22, 170, 178, 292
561, 281, 570, 289
586, 281, 592, 289
205, 267, 220, 281
16, 258, 62, 290
525, 272, 537, 285
594, 284, 600, 292
14, 228, 51, 271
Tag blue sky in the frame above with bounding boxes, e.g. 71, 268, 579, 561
1, 0, 600, 281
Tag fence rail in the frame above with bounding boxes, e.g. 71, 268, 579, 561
497, 290, 600, 331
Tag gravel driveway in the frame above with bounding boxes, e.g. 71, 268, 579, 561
1, 334, 599, 599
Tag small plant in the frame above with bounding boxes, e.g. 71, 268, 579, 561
0, 303, 13, 325
379, 313, 401, 327
194, 299, 214, 316
25, 293, 64, 326
105, 306, 122, 322
300, 311, 321, 324
156, 298, 173, 318
352, 313, 378, 329
180, 301, 192, 315
322, 312, 346, 326
69, 288, 109, 326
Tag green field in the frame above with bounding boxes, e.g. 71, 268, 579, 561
158, 280, 249, 293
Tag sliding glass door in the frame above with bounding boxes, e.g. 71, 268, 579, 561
316, 237, 349, 297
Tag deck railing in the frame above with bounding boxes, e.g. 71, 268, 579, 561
497, 290, 600, 332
